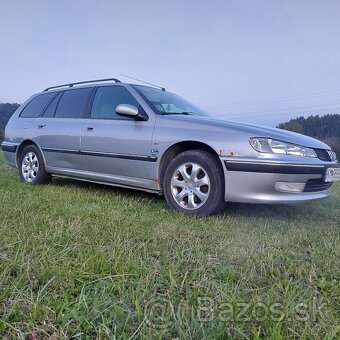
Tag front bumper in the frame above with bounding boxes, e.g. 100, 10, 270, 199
222, 158, 339, 204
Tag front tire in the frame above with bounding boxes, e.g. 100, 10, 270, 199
19, 145, 52, 185
163, 150, 225, 216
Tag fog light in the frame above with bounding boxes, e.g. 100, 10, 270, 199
275, 182, 306, 193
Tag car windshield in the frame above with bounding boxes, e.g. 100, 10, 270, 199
132, 85, 209, 116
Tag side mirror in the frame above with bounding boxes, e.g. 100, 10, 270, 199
116, 104, 139, 117
116, 104, 148, 121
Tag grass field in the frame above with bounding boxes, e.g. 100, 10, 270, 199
0, 151, 339, 339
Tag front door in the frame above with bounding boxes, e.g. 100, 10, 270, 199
80, 85, 156, 180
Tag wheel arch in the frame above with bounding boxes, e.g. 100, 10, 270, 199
16, 139, 46, 168
158, 140, 224, 189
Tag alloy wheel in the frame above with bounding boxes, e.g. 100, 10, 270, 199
21, 152, 39, 182
171, 162, 210, 210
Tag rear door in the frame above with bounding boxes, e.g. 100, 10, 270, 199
35, 87, 93, 170
80, 85, 156, 180
15, 92, 57, 142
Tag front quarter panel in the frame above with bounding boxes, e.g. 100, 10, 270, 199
152, 115, 337, 205
153, 115, 258, 164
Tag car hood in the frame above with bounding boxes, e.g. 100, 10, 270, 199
165, 115, 330, 149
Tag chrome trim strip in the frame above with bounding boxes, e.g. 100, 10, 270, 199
42, 147, 80, 154
41, 147, 157, 162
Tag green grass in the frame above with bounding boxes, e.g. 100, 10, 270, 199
0, 151, 339, 339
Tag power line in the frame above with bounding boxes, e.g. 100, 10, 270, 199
212, 103, 340, 115
182, 70, 340, 96
218, 106, 340, 119
202, 90, 340, 109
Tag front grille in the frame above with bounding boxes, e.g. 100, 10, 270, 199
314, 149, 332, 161
304, 179, 333, 192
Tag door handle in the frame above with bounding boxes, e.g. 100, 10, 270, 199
38, 124, 46, 129
86, 127, 94, 131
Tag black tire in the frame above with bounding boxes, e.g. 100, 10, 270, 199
163, 150, 225, 216
19, 145, 52, 185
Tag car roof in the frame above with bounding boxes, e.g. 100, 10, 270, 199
41, 78, 165, 94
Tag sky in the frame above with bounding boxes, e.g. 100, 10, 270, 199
1, 0, 340, 126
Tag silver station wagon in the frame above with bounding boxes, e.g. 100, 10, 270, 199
2, 78, 340, 216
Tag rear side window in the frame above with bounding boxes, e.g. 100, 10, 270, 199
20, 92, 56, 118
90, 86, 140, 120
55, 88, 92, 118
43, 92, 62, 117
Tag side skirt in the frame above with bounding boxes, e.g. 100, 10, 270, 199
45, 166, 162, 194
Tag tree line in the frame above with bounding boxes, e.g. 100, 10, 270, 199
0, 103, 20, 140
277, 114, 340, 158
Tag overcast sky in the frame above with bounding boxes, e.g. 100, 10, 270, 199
1, 0, 340, 126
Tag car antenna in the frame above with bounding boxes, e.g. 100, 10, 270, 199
119, 74, 165, 91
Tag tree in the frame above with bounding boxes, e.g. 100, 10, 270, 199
283, 121, 302, 133
278, 114, 340, 158
0, 102, 20, 131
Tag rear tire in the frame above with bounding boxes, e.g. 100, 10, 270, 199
163, 150, 225, 216
19, 145, 52, 185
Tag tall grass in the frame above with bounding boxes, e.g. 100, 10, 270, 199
0, 152, 339, 338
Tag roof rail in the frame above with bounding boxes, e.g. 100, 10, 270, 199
43, 78, 121, 91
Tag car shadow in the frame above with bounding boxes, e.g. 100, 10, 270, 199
224, 202, 313, 220
51, 177, 329, 223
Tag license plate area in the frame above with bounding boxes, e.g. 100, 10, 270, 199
324, 167, 340, 182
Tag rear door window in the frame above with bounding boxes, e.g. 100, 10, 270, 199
55, 88, 92, 118
42, 92, 62, 117
20, 92, 56, 118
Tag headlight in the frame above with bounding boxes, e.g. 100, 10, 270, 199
327, 150, 338, 162
249, 138, 317, 158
